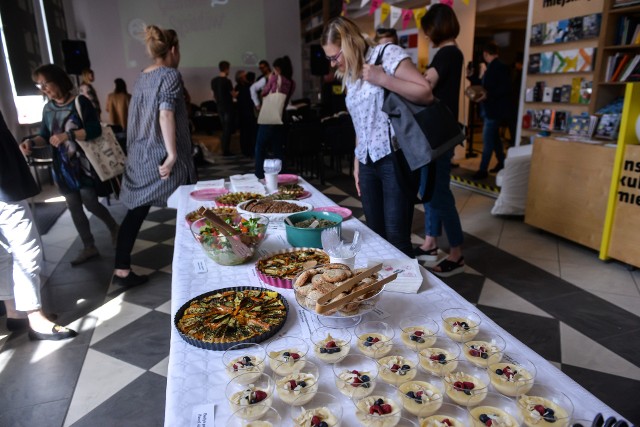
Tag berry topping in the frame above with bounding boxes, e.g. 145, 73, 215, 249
481, 352, 489, 359
232, 364, 238, 371
376, 398, 385, 405
380, 403, 393, 414
401, 364, 411, 371
369, 404, 381, 415
326, 340, 336, 348
414, 330, 424, 336
319, 422, 328, 427
534, 405, 546, 415
351, 376, 363, 387
406, 391, 416, 399
283, 351, 290, 357
495, 368, 503, 375
463, 381, 475, 389
430, 354, 440, 361
288, 380, 297, 389
311, 415, 321, 426
299, 380, 307, 387
319, 347, 327, 353
453, 321, 470, 330
442, 419, 452, 426
290, 352, 300, 360
390, 364, 400, 373
351, 370, 360, 375
479, 414, 490, 423
360, 374, 370, 382
252, 390, 267, 403
242, 356, 251, 363
470, 349, 481, 357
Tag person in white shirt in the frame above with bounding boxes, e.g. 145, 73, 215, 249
250, 60, 272, 110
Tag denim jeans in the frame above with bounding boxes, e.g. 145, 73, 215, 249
420, 150, 463, 247
479, 117, 505, 172
359, 154, 414, 257
254, 124, 286, 179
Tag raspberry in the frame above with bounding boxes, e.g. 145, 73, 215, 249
380, 403, 392, 414
369, 404, 382, 415
232, 364, 238, 371
311, 415, 321, 426
372, 337, 380, 343
443, 419, 452, 426
290, 353, 300, 360
351, 370, 360, 375
534, 405, 546, 415
414, 330, 424, 336
469, 349, 481, 357
463, 381, 475, 390
453, 381, 464, 390
288, 380, 297, 390
253, 390, 267, 402
325, 341, 336, 348
351, 377, 362, 386
486, 420, 493, 426
390, 364, 400, 373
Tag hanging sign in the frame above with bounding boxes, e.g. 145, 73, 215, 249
389, 6, 402, 28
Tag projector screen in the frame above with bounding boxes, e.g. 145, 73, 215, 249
118, 0, 266, 69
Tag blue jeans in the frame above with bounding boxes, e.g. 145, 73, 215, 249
254, 125, 285, 179
479, 117, 505, 172
359, 154, 414, 258
420, 150, 463, 247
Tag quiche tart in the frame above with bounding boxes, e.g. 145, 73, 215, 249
256, 248, 329, 288
215, 192, 264, 207
174, 287, 288, 350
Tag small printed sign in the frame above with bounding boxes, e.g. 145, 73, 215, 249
191, 404, 214, 427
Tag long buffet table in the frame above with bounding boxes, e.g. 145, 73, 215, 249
165, 179, 619, 426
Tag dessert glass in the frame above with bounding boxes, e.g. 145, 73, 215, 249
517, 383, 574, 427
290, 391, 343, 427
376, 347, 419, 385
441, 308, 482, 342
399, 315, 439, 351
355, 321, 395, 358
223, 343, 267, 384
488, 352, 537, 397
394, 417, 419, 427
226, 406, 281, 426
467, 392, 523, 427
266, 336, 308, 376
442, 359, 490, 406
333, 354, 379, 398
462, 329, 506, 368
396, 376, 444, 417
275, 360, 320, 406
418, 402, 472, 427
417, 338, 461, 376
225, 373, 275, 420
352, 381, 403, 427
312, 326, 352, 364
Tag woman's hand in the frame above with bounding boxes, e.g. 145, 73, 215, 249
19, 140, 33, 155
49, 132, 68, 148
362, 64, 387, 87
353, 158, 361, 197
159, 154, 177, 180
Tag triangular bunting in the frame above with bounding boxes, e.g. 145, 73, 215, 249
369, 0, 382, 15
413, 7, 426, 29
389, 6, 402, 28
380, 3, 391, 25
401, 8, 413, 30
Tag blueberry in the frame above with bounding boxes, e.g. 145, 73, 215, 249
410, 335, 418, 342
545, 408, 555, 415
464, 390, 471, 395
283, 351, 290, 357
361, 382, 370, 388
363, 341, 372, 347
406, 391, 416, 399
366, 336, 374, 342
319, 422, 329, 427
479, 414, 490, 423
376, 398, 384, 405
242, 356, 251, 363
439, 354, 446, 360
481, 353, 489, 359
360, 375, 370, 382
245, 361, 254, 367
460, 321, 469, 329
299, 380, 307, 388
401, 364, 411, 371
495, 369, 503, 375
439, 360, 448, 364
320, 347, 327, 354
417, 337, 425, 343
414, 398, 423, 404
543, 415, 557, 423
334, 347, 341, 353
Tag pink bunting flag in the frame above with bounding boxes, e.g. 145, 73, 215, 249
440, 0, 454, 7
401, 8, 413, 29
369, 0, 382, 15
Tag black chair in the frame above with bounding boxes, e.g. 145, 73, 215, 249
26, 145, 54, 191
321, 113, 356, 176
286, 119, 324, 182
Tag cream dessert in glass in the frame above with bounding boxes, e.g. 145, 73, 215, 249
418, 338, 461, 376
517, 384, 574, 427
223, 343, 267, 384
312, 327, 351, 363
275, 360, 319, 405
225, 373, 275, 420
266, 336, 308, 376
468, 392, 523, 427
226, 406, 281, 427
355, 321, 395, 358
290, 392, 343, 427
489, 352, 537, 397
442, 360, 489, 406
333, 354, 379, 398
353, 382, 403, 427
441, 308, 481, 342
376, 348, 419, 385
399, 316, 439, 351
418, 402, 472, 427
397, 378, 444, 416
462, 330, 506, 368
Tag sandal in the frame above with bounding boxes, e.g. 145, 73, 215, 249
414, 246, 439, 262
429, 256, 465, 278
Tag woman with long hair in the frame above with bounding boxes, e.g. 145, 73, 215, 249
105, 78, 131, 130
112, 25, 196, 286
79, 68, 101, 119
321, 17, 432, 257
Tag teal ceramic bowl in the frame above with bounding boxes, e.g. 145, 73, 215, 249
285, 211, 343, 248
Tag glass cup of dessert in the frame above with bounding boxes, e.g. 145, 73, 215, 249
467, 392, 524, 427
396, 375, 444, 417
488, 352, 537, 397
289, 391, 343, 427
399, 315, 439, 351
223, 343, 267, 384
442, 359, 490, 406
516, 383, 574, 427
355, 321, 395, 359
376, 347, 419, 386
333, 354, 379, 398
226, 406, 281, 427
441, 308, 482, 343
418, 402, 472, 427
275, 360, 320, 406
462, 329, 506, 369
225, 373, 275, 420
312, 326, 352, 364
352, 381, 403, 427
266, 336, 309, 376
418, 337, 461, 376
394, 417, 419, 427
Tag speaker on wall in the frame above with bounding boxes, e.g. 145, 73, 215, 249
61, 40, 90, 75
310, 44, 329, 76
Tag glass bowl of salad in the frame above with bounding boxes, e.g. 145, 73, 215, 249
190, 213, 269, 266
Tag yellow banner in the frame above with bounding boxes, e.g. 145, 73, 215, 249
380, 3, 391, 24
413, 7, 426, 29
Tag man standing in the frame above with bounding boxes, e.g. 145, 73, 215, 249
250, 60, 272, 111
469, 42, 511, 180
211, 60, 235, 156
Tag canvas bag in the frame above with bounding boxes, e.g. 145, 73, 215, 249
74, 97, 126, 182
257, 76, 287, 125
375, 44, 466, 171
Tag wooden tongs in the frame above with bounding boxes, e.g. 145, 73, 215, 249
314, 263, 398, 314
196, 206, 252, 258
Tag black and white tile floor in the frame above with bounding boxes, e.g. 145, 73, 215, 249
1, 154, 639, 426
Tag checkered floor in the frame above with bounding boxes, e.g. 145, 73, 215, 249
1, 154, 638, 426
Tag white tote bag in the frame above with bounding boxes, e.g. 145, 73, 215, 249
257, 76, 287, 125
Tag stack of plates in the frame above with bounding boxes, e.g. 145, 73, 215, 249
230, 174, 265, 194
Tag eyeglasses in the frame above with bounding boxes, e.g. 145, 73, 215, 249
325, 49, 343, 62
35, 81, 51, 90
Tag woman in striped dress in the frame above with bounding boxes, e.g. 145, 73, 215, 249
113, 25, 196, 286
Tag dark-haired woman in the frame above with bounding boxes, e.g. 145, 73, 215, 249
106, 78, 131, 130
254, 56, 295, 179
19, 64, 119, 266
415, 4, 465, 277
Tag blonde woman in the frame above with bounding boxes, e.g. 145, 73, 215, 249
321, 17, 432, 257
113, 25, 196, 286
79, 68, 101, 118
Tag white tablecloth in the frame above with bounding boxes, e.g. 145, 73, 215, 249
165, 179, 618, 426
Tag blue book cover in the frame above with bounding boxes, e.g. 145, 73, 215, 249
556, 20, 569, 43
541, 52, 554, 74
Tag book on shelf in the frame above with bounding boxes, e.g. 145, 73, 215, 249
567, 17, 583, 42
540, 109, 555, 130
540, 52, 554, 73
620, 54, 640, 81
543, 87, 554, 103
525, 87, 534, 102
555, 19, 570, 43
532, 110, 545, 129
617, 17, 640, 45
554, 111, 570, 132
560, 85, 572, 103
568, 114, 593, 138
528, 54, 541, 74
544, 21, 559, 44
605, 53, 621, 81
552, 87, 563, 103
613, 0, 640, 8
523, 110, 533, 129
582, 13, 601, 39
531, 23, 545, 45
588, 115, 599, 138
611, 54, 631, 81
570, 77, 582, 104
595, 114, 622, 140
579, 80, 592, 105
533, 81, 545, 102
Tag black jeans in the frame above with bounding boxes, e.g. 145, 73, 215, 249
114, 205, 151, 269
219, 111, 233, 155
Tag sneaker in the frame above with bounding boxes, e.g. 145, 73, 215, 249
414, 246, 439, 262
70, 246, 99, 266
112, 271, 149, 287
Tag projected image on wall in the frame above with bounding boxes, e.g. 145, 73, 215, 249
118, 0, 266, 69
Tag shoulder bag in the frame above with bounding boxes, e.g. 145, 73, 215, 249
257, 76, 287, 125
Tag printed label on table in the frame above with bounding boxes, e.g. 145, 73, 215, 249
193, 259, 208, 274
191, 404, 214, 427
